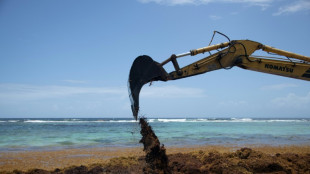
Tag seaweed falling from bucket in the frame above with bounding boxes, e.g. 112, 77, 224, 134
139, 117, 171, 174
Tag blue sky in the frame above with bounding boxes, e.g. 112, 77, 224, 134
0, 0, 309, 118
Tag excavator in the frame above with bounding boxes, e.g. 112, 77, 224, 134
128, 32, 310, 120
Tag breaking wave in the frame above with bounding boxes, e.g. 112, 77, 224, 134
0, 118, 308, 123
148, 118, 309, 123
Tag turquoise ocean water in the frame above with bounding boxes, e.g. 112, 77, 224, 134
0, 118, 309, 151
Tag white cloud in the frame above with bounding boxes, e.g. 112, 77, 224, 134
230, 11, 239, 15
138, 0, 310, 15
0, 84, 205, 102
209, 15, 222, 20
219, 100, 248, 106
0, 84, 127, 102
62, 80, 87, 84
271, 92, 310, 108
273, 0, 310, 16
140, 85, 205, 98
0, 83, 206, 117
137, 0, 273, 7
138, 0, 195, 5
260, 83, 298, 90
0, 83, 139, 117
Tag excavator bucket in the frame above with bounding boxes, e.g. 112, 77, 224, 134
128, 55, 168, 120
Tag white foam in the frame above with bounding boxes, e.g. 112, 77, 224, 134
23, 119, 138, 123
15, 118, 310, 123
8, 120, 19, 122
147, 119, 155, 122
152, 118, 308, 123
265, 119, 307, 122
24, 120, 68, 123
108, 120, 138, 123
231, 118, 253, 122
157, 119, 187, 122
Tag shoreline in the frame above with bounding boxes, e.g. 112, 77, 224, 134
1, 144, 310, 172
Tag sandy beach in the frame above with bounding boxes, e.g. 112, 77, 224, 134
1, 145, 310, 173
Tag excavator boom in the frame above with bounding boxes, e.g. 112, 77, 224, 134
128, 38, 310, 119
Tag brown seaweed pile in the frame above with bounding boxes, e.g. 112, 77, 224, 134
3, 147, 310, 174
139, 117, 170, 174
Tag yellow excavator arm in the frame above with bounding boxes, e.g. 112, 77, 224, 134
128, 38, 310, 119
166, 40, 310, 81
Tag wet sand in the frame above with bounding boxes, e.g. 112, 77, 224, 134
0, 147, 143, 172
1, 145, 310, 173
